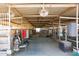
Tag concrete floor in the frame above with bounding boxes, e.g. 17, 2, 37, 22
15, 37, 72, 56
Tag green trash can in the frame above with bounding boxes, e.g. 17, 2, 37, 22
72, 49, 79, 56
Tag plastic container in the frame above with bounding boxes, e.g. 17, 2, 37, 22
72, 49, 79, 56
59, 41, 72, 52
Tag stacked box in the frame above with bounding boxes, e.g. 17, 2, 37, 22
59, 41, 72, 52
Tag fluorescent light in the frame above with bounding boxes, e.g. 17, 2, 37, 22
40, 3, 48, 17
40, 9, 48, 17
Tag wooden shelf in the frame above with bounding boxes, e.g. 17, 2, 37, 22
0, 36, 8, 37
68, 39, 79, 42
0, 26, 10, 30
73, 46, 76, 49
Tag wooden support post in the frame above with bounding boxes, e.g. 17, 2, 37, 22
7, 5, 12, 55
76, 4, 78, 50
65, 26, 67, 41
8, 5, 11, 49
52, 22, 54, 39
59, 17, 61, 41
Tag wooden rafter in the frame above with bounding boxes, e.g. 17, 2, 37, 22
12, 7, 35, 27
27, 20, 36, 27
11, 7, 23, 16
59, 7, 75, 16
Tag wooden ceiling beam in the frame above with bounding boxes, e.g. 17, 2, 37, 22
27, 21, 36, 27
11, 4, 76, 8
31, 22, 49, 24
23, 14, 58, 17
28, 21, 50, 22
12, 8, 35, 27
12, 7, 23, 16
59, 7, 75, 16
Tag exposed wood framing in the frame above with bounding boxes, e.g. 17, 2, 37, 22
60, 16, 79, 19
59, 7, 75, 16
12, 7, 23, 16
76, 4, 78, 50
11, 4, 76, 8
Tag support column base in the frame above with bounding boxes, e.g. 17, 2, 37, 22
7, 49, 13, 55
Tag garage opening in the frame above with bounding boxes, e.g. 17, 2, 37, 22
0, 3, 78, 56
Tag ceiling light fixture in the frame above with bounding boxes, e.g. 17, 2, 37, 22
40, 3, 48, 17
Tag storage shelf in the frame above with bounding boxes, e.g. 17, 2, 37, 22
0, 26, 11, 30
0, 35, 9, 37
73, 46, 79, 49
68, 39, 79, 42
73, 46, 77, 49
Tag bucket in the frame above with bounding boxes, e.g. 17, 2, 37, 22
72, 49, 79, 56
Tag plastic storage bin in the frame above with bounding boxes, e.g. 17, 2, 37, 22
59, 41, 72, 52
72, 49, 79, 56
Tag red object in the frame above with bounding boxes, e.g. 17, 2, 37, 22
22, 30, 26, 39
